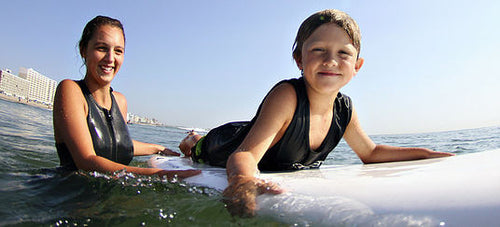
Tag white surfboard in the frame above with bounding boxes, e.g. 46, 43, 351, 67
149, 149, 500, 226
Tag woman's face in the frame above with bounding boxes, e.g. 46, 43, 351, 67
82, 25, 125, 86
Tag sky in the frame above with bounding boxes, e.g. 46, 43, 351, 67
0, 0, 499, 135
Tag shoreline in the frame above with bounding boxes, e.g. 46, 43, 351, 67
0, 93, 52, 110
0, 93, 166, 127
127, 121, 165, 127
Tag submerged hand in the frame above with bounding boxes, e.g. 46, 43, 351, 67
222, 175, 283, 217
157, 169, 201, 180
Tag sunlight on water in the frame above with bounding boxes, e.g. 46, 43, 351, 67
36, 169, 243, 226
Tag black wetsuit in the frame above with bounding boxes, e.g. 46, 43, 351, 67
192, 77, 352, 171
56, 80, 134, 171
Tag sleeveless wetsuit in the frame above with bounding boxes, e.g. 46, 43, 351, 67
192, 77, 352, 171
56, 80, 134, 170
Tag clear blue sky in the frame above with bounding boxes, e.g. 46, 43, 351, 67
1, 0, 499, 134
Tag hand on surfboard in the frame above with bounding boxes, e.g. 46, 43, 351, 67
155, 169, 201, 180
159, 148, 181, 156
223, 175, 284, 217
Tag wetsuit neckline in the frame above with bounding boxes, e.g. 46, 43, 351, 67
79, 80, 114, 112
302, 81, 337, 153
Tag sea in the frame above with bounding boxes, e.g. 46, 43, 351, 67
1, 98, 499, 226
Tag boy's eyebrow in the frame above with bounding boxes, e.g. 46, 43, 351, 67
307, 41, 356, 50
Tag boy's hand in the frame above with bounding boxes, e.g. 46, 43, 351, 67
222, 175, 283, 217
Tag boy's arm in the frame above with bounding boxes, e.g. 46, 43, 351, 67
223, 83, 295, 217
343, 107, 454, 164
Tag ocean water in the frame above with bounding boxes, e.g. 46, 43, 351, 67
0, 98, 499, 226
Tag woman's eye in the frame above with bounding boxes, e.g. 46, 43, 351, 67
312, 48, 325, 52
97, 46, 108, 52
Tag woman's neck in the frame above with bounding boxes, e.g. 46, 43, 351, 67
84, 77, 112, 110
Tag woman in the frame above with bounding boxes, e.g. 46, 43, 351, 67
53, 15, 200, 179
179, 9, 453, 217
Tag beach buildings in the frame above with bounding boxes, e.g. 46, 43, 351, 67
0, 69, 29, 99
19, 67, 57, 105
1, 67, 161, 125
0, 67, 57, 105
127, 112, 162, 125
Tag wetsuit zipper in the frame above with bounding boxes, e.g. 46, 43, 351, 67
104, 108, 117, 162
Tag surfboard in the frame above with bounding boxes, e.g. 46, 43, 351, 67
149, 149, 500, 226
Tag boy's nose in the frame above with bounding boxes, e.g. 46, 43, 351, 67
323, 55, 338, 67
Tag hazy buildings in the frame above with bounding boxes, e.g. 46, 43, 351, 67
127, 112, 162, 125
19, 67, 57, 105
0, 67, 57, 105
1, 67, 161, 125
0, 69, 30, 99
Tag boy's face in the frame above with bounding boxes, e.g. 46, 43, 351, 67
297, 23, 363, 95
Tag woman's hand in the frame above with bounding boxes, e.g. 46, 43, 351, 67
222, 175, 283, 217
159, 148, 181, 156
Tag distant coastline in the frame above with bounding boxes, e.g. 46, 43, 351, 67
0, 93, 164, 127
126, 121, 165, 127
0, 92, 52, 110
127, 113, 164, 126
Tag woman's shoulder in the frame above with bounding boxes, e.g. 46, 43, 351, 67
54, 79, 87, 109
111, 90, 126, 100
111, 90, 128, 114
57, 79, 80, 90
55, 79, 85, 100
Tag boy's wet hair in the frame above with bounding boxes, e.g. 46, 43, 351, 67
292, 9, 361, 61
78, 15, 125, 58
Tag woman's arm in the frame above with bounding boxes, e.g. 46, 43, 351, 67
343, 107, 454, 164
132, 140, 163, 155
53, 80, 198, 178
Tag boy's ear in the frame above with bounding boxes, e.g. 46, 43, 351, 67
354, 57, 364, 75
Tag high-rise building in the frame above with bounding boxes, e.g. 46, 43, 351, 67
18, 67, 57, 104
0, 69, 30, 99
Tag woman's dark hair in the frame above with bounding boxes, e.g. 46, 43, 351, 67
78, 15, 125, 58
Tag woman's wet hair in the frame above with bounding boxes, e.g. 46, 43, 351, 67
78, 15, 125, 58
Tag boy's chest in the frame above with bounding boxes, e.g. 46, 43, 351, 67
309, 113, 333, 150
